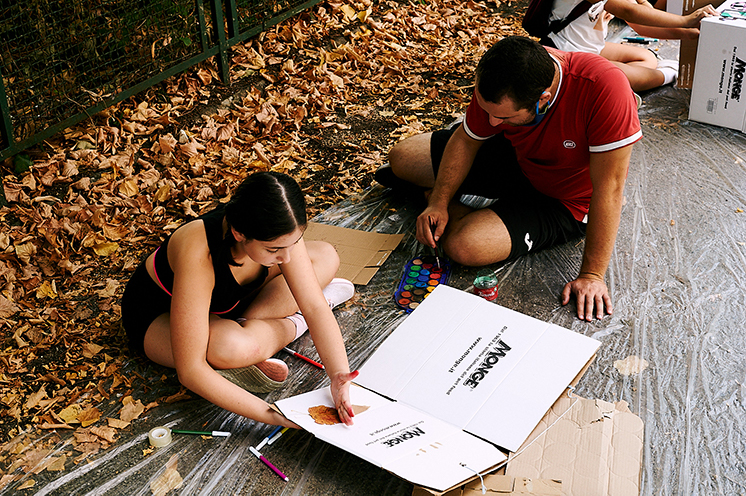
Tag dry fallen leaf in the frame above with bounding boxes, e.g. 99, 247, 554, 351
59, 404, 83, 424
151, 455, 184, 496
120, 396, 145, 423
17, 479, 35, 490
46, 455, 67, 472
93, 242, 119, 257
79, 407, 102, 428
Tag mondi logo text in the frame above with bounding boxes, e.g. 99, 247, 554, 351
463, 340, 512, 390
731, 57, 746, 102
380, 426, 425, 448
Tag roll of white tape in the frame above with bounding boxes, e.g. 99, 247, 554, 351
148, 427, 172, 447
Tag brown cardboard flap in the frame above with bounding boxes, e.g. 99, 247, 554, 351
464, 475, 562, 495
304, 222, 404, 285
505, 396, 644, 496
413, 475, 561, 496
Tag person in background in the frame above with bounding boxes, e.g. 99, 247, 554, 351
122, 171, 357, 427
546, 0, 717, 91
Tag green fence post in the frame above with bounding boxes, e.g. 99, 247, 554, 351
225, 0, 240, 39
0, 68, 15, 158
209, 0, 231, 84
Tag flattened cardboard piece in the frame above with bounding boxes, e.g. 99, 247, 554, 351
303, 222, 404, 285
679, 0, 725, 88
412, 475, 561, 496
275, 384, 507, 493
505, 395, 644, 496
357, 285, 601, 453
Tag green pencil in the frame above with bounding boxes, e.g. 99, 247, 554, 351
171, 429, 231, 437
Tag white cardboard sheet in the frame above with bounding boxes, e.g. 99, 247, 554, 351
276, 285, 599, 491
275, 384, 505, 492
357, 285, 601, 452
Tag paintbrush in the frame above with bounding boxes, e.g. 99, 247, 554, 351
429, 220, 441, 269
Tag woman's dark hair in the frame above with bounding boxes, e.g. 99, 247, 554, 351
222, 171, 306, 264
475, 36, 555, 111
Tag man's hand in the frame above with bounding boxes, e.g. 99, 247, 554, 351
561, 274, 613, 321
416, 205, 449, 248
330, 370, 359, 426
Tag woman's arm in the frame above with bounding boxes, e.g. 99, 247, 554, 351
606, 0, 716, 29
280, 238, 357, 425
167, 222, 294, 427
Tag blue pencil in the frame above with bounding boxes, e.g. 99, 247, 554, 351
256, 425, 282, 451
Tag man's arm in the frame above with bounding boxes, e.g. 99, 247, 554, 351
561, 144, 633, 320
416, 125, 483, 247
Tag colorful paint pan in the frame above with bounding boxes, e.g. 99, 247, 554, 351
394, 255, 451, 313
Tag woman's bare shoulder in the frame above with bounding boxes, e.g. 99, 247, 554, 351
168, 220, 212, 267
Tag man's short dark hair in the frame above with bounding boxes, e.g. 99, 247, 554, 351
475, 36, 555, 111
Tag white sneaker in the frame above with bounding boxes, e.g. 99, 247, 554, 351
217, 358, 288, 393
323, 278, 355, 309
657, 58, 679, 71
633, 92, 642, 110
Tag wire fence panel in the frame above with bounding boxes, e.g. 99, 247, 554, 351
0, 0, 320, 161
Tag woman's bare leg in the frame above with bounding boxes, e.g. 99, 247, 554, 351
143, 240, 340, 369
601, 42, 664, 92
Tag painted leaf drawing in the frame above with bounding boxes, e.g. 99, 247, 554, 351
308, 404, 370, 425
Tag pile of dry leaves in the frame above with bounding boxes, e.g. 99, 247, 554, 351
0, 0, 527, 489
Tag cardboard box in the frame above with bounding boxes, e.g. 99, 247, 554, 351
689, 0, 746, 130
412, 475, 562, 496
678, 0, 725, 89
303, 222, 404, 285
275, 285, 601, 493
505, 395, 644, 496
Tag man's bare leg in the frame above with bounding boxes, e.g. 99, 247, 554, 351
441, 202, 512, 266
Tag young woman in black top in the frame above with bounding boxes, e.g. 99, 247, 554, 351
122, 171, 357, 427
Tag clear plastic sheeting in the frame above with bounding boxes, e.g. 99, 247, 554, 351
7, 47, 746, 496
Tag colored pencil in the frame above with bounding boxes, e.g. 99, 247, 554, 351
268, 427, 289, 445
250, 446, 289, 482
171, 429, 231, 437
283, 347, 324, 369
256, 425, 282, 451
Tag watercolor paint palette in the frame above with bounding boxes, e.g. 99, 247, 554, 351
394, 255, 451, 313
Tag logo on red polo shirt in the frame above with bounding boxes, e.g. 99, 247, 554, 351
563, 140, 576, 149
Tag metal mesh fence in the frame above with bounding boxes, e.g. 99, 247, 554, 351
0, 0, 206, 146
235, 0, 270, 28
0, 0, 321, 160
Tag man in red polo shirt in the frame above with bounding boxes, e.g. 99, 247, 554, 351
382, 36, 641, 321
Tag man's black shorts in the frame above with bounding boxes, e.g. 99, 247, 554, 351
430, 125, 586, 261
